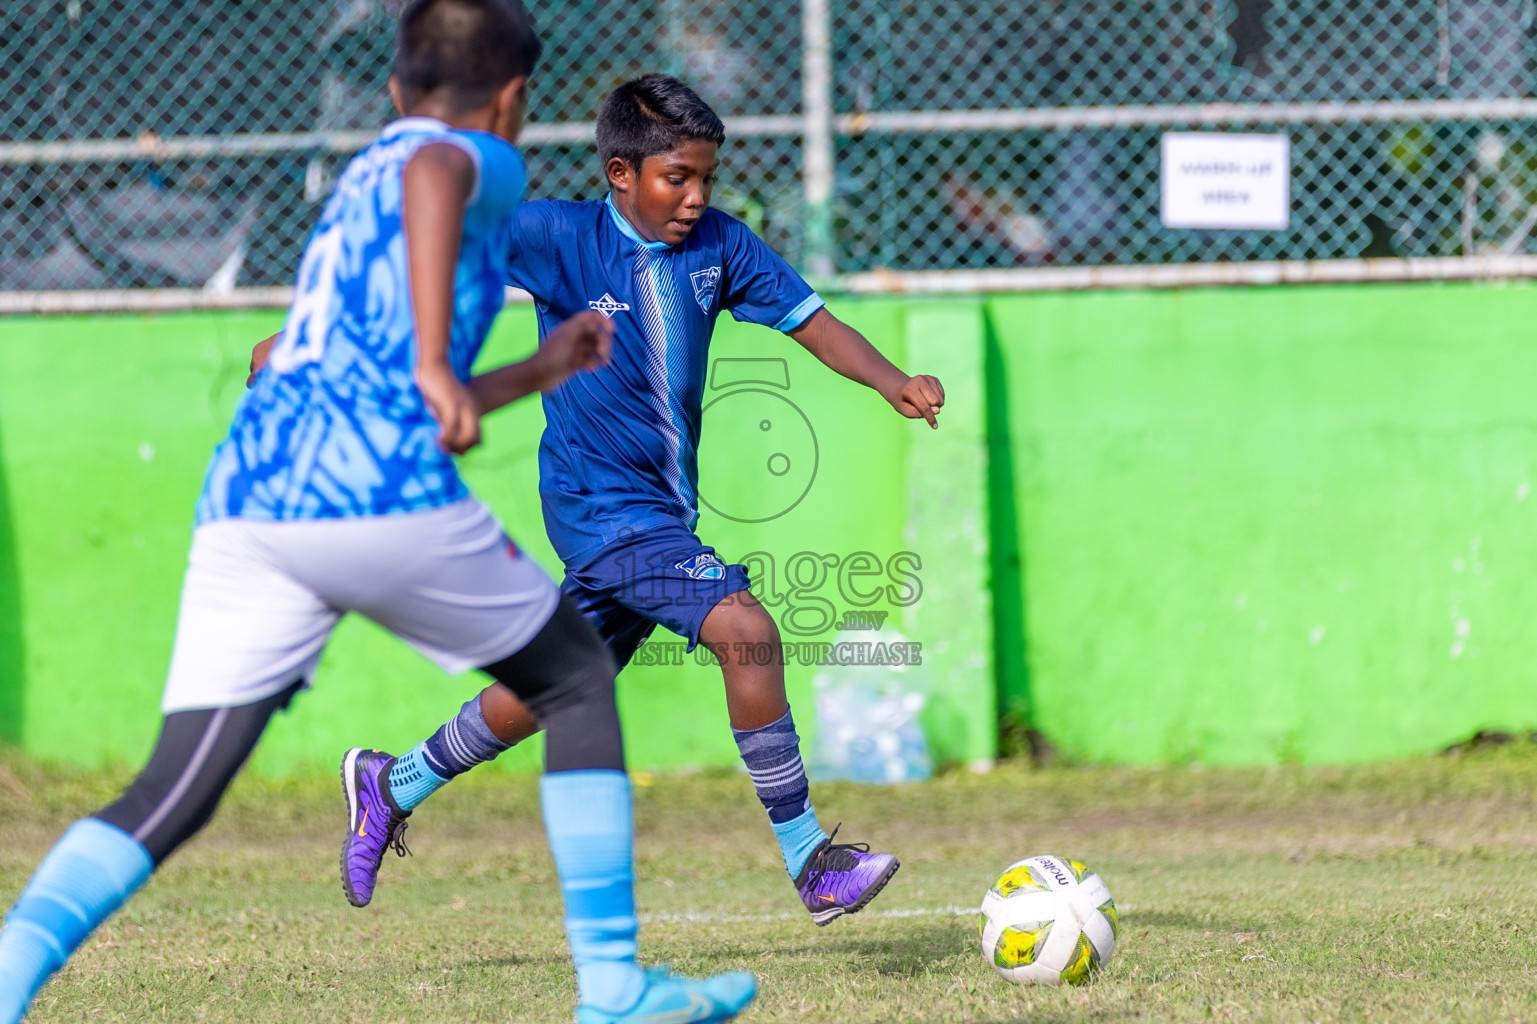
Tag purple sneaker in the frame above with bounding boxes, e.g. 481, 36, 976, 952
794, 825, 900, 926
340, 747, 411, 908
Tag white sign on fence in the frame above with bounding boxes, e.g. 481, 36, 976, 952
1160, 132, 1291, 230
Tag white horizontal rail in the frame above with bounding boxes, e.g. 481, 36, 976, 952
0, 124, 584, 163
835, 97, 1537, 134
837, 255, 1537, 294
0, 287, 297, 314
4, 257, 1535, 314
0, 286, 539, 315
6, 98, 1537, 164
0, 116, 803, 164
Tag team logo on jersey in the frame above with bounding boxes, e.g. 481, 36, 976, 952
675, 552, 726, 581
588, 293, 631, 318
689, 266, 722, 313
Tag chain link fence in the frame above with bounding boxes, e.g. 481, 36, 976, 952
3, 1, 1537, 292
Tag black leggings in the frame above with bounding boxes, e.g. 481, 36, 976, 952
94, 683, 300, 864
479, 595, 624, 773
96, 595, 622, 865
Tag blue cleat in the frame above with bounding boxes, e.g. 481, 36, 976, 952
575, 967, 757, 1024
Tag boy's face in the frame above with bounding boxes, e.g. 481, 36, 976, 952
607, 140, 719, 246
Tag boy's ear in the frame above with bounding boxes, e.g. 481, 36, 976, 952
605, 156, 634, 194
490, 75, 529, 142
496, 76, 528, 116
388, 75, 406, 117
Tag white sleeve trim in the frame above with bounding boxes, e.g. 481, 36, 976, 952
774, 293, 825, 333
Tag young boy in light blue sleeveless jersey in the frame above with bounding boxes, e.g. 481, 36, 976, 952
0, 6, 755, 1023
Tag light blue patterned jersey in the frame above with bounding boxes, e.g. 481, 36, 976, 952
197, 116, 526, 523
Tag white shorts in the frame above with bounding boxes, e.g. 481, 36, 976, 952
161, 498, 559, 713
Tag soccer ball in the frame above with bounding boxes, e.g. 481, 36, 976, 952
979, 854, 1118, 986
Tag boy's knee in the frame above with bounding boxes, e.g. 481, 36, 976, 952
483, 599, 625, 774
482, 597, 617, 718
702, 593, 780, 648
549, 634, 618, 711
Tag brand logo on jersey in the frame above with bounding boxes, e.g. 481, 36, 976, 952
588, 293, 630, 318
689, 266, 722, 313
675, 553, 726, 581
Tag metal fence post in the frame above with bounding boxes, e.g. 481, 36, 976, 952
801, 0, 836, 278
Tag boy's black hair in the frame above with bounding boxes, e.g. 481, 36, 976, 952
394, 0, 542, 113
596, 74, 727, 170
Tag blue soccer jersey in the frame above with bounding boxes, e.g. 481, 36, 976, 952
197, 117, 527, 523
505, 197, 823, 562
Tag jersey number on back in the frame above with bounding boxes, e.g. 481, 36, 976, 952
270, 224, 344, 373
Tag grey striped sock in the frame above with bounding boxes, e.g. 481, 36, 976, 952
422, 695, 511, 778
733, 708, 813, 824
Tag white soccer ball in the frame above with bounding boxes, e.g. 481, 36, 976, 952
979, 854, 1118, 986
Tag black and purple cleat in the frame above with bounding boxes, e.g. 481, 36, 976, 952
339, 747, 411, 908
793, 825, 900, 926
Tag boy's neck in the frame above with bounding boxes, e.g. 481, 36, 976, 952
607, 193, 665, 246
402, 102, 496, 134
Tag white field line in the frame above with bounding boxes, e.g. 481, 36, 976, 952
642, 904, 979, 925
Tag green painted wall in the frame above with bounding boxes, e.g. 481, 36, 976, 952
991, 281, 1537, 765
0, 301, 992, 775
902, 302, 995, 769
7, 280, 1532, 774
0, 414, 20, 745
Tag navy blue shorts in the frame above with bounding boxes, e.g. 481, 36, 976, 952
560, 524, 752, 668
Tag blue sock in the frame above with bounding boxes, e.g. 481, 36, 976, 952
0, 818, 153, 1024
733, 708, 829, 878
540, 770, 646, 1015
388, 695, 510, 812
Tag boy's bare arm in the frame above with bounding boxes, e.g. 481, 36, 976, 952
402, 142, 481, 454
467, 311, 615, 415
247, 333, 279, 386
787, 307, 945, 428
247, 198, 614, 419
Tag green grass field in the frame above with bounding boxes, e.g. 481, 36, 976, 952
5, 745, 1537, 1023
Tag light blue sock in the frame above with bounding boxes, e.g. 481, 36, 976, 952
773, 807, 830, 880
540, 770, 646, 1015
0, 818, 154, 1024
386, 746, 449, 812
388, 696, 511, 812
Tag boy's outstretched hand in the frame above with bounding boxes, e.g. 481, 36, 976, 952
465, 311, 614, 417
530, 311, 614, 392
788, 308, 946, 430
894, 374, 945, 428
418, 360, 482, 454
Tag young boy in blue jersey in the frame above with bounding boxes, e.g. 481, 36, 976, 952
0, 10, 756, 1024
330, 74, 947, 926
